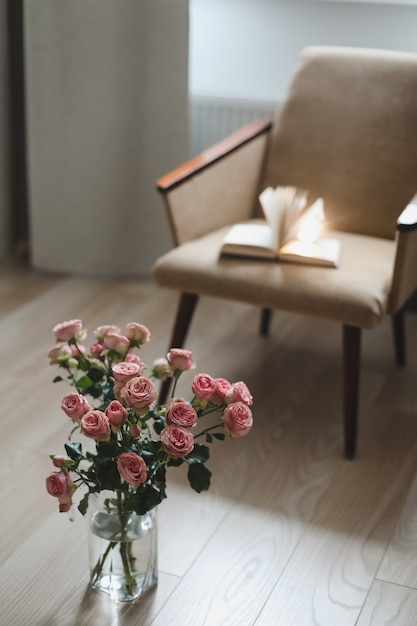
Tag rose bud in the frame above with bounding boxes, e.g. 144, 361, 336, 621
61, 392, 90, 421
52, 455, 67, 468
160, 425, 194, 458
105, 400, 127, 426
80, 410, 111, 441
166, 401, 198, 428
191, 373, 215, 400
124, 323, 151, 344
223, 402, 253, 438
117, 452, 147, 486
124, 376, 157, 411
112, 361, 143, 384
94, 325, 121, 341
226, 381, 253, 406
167, 348, 194, 371
104, 333, 130, 355
53, 319, 83, 342
210, 378, 232, 404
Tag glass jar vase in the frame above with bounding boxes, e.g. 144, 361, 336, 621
87, 491, 158, 603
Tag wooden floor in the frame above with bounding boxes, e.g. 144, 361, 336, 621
2, 261, 417, 626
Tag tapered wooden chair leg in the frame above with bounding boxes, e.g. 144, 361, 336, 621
391, 309, 406, 367
342, 325, 361, 460
158, 292, 199, 405
259, 308, 273, 337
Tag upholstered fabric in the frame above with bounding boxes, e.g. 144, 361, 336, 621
153, 225, 395, 329
164, 133, 269, 246
263, 46, 417, 240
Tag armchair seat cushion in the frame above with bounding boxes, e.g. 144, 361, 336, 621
153, 227, 395, 329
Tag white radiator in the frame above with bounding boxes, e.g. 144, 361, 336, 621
189, 94, 277, 156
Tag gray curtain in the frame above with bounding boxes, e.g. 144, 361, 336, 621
0, 0, 11, 260
24, 0, 189, 277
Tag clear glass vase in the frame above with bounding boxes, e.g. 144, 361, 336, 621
87, 491, 158, 603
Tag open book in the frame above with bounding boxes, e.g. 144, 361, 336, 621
220, 186, 340, 268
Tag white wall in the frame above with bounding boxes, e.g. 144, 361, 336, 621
190, 0, 417, 102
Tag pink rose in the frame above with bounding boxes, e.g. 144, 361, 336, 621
105, 400, 127, 426
226, 381, 253, 406
223, 402, 253, 438
152, 357, 173, 381
167, 348, 194, 371
90, 341, 105, 357
80, 410, 110, 441
160, 425, 194, 458
124, 376, 157, 411
47, 342, 72, 363
94, 325, 121, 341
210, 378, 232, 404
129, 424, 141, 437
117, 452, 147, 486
166, 400, 198, 428
192, 373, 215, 399
45, 471, 74, 512
124, 353, 145, 367
124, 323, 151, 343
52, 455, 66, 468
104, 333, 130, 355
70, 343, 86, 357
61, 393, 90, 420
112, 361, 143, 384
53, 319, 83, 342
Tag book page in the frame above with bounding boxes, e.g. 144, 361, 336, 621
278, 237, 340, 268
221, 222, 276, 258
259, 186, 308, 249
283, 197, 325, 246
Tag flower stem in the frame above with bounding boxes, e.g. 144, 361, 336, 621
117, 492, 135, 597
90, 540, 117, 585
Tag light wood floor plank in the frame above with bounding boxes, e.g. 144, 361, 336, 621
1, 263, 417, 625
377, 471, 417, 588
356, 580, 417, 626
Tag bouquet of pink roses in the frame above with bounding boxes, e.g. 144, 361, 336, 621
45, 319, 254, 517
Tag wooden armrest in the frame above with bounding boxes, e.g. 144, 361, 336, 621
156, 119, 273, 193
397, 193, 417, 232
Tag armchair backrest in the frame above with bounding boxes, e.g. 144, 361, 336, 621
263, 46, 417, 239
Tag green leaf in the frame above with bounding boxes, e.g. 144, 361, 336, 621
65, 442, 83, 461
211, 432, 226, 441
52, 375, 63, 383
76, 375, 94, 389
96, 460, 122, 491
187, 463, 211, 493
125, 485, 165, 514
78, 492, 90, 516
146, 440, 162, 455
77, 358, 89, 372
205, 434, 213, 443
167, 457, 183, 467
154, 465, 167, 499
88, 384, 106, 399
152, 416, 165, 435
96, 440, 118, 458
88, 365, 105, 383
186, 443, 210, 464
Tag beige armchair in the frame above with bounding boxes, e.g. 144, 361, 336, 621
153, 46, 417, 459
